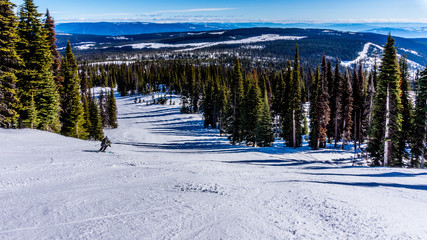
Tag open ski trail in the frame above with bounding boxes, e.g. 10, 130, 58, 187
1, 92, 427, 239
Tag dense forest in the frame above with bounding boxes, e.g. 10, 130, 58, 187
0, 0, 117, 140
1, 0, 427, 168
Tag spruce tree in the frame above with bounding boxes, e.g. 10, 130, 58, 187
332, 59, 343, 147
88, 92, 103, 141
60, 41, 86, 139
411, 66, 427, 168
367, 35, 403, 167
283, 46, 303, 148
317, 54, 331, 148
256, 90, 275, 147
17, 0, 60, 131
0, 0, 21, 128
43, 9, 62, 88
342, 69, 354, 149
228, 58, 244, 145
396, 57, 413, 165
242, 77, 262, 146
309, 68, 320, 149
107, 89, 118, 128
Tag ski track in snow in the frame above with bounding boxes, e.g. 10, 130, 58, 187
1, 92, 427, 239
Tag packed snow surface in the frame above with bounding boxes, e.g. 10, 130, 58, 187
1, 92, 427, 239
120, 34, 306, 52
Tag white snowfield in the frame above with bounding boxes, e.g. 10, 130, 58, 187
120, 34, 306, 52
1, 93, 427, 239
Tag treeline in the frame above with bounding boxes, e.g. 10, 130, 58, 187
0, 0, 117, 140
86, 35, 427, 168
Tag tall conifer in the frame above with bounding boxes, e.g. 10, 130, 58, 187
367, 35, 403, 167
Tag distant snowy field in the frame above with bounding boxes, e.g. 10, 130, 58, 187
1, 92, 427, 239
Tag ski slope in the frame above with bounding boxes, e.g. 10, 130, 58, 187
1, 92, 427, 239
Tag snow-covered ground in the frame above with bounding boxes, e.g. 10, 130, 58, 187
1, 93, 427, 239
120, 34, 306, 52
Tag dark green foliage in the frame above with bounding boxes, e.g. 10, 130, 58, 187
332, 59, 343, 147
256, 91, 274, 147
367, 35, 403, 167
317, 54, 330, 148
60, 41, 87, 139
396, 57, 413, 164
342, 69, 354, 149
16, 0, 60, 131
0, 0, 21, 128
107, 89, 118, 128
411, 67, 427, 168
309, 68, 320, 149
43, 9, 62, 88
242, 76, 262, 146
282, 45, 303, 147
88, 92, 103, 140
227, 58, 245, 145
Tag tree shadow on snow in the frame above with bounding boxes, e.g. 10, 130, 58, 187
282, 180, 427, 191
302, 171, 427, 178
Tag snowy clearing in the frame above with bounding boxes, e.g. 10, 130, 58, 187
1, 92, 427, 239
119, 34, 306, 52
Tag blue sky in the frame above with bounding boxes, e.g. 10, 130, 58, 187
10, 0, 427, 23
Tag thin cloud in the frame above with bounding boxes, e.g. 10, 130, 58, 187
154, 8, 235, 13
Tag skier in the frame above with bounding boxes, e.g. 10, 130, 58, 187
99, 136, 111, 152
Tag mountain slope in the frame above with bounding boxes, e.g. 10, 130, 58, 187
1, 91, 427, 239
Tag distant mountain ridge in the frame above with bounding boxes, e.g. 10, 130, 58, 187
55, 27, 427, 71
56, 22, 427, 38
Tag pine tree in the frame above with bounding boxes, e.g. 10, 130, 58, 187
228, 58, 245, 145
60, 41, 86, 139
309, 68, 320, 149
326, 60, 335, 142
88, 92, 103, 140
411, 66, 427, 168
317, 54, 331, 148
0, 0, 21, 128
283, 46, 303, 147
342, 69, 353, 149
17, 0, 60, 131
98, 89, 109, 127
396, 57, 413, 165
332, 59, 343, 147
107, 89, 118, 128
367, 35, 403, 167
43, 9, 62, 88
242, 77, 262, 146
256, 90, 275, 147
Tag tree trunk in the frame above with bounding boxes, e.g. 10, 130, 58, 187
342, 120, 346, 150
293, 110, 296, 148
384, 85, 390, 167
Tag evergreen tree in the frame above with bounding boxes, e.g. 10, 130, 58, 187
228, 58, 245, 145
332, 59, 343, 147
107, 89, 118, 128
342, 69, 354, 149
242, 77, 262, 146
60, 41, 86, 139
367, 35, 403, 167
326, 60, 335, 142
396, 57, 413, 165
309, 68, 320, 149
98, 89, 109, 127
411, 66, 427, 168
0, 0, 21, 128
283, 46, 303, 147
17, 0, 60, 131
43, 9, 62, 88
256, 90, 275, 147
317, 54, 331, 148
88, 92, 103, 140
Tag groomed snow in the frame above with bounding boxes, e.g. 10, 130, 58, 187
1, 92, 427, 239
120, 34, 306, 52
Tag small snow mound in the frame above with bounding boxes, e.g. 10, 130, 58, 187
174, 183, 226, 195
